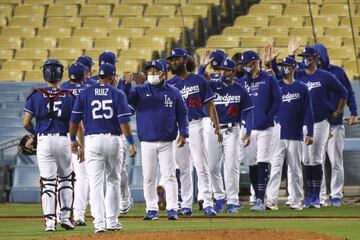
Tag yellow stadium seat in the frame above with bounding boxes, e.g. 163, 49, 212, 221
0, 4, 13, 17
46, 17, 81, 27
188, 0, 220, 5
2, 60, 33, 71
55, 0, 85, 4
223, 27, 255, 37
0, 49, 14, 60
178, 5, 209, 18
274, 37, 308, 47
284, 4, 319, 16
144, 5, 176, 17
80, 5, 111, 17
0, 37, 22, 50
121, 17, 157, 28
295, 0, 323, 4
131, 36, 166, 51
112, 5, 144, 17
261, 0, 291, 3
343, 37, 360, 48
58, 37, 93, 49
327, 48, 354, 60
16, 49, 48, 60
256, 27, 288, 36
316, 36, 343, 48
120, 49, 154, 61
122, 0, 153, 4
0, 0, 21, 3
226, 48, 259, 58
340, 16, 360, 26
206, 36, 239, 48
343, 60, 359, 73
0, 70, 23, 81
87, 0, 118, 4
23, 0, 54, 4
154, 0, 186, 4
323, 0, 356, 3
234, 16, 269, 27
289, 27, 324, 37
23, 37, 57, 49
146, 27, 182, 41
158, 17, 195, 30
325, 27, 352, 37
47, 4, 78, 17
50, 49, 83, 61
249, 4, 283, 16
116, 59, 144, 74
270, 16, 304, 27
304, 16, 339, 27
94, 37, 130, 50
321, 4, 355, 16
1, 27, 36, 38
0, 17, 6, 27
83, 17, 119, 29
38, 27, 72, 38
9, 17, 43, 27
85, 49, 119, 61
24, 70, 44, 82
73, 28, 108, 38
109, 28, 145, 38
33, 60, 68, 70
240, 37, 273, 48
14, 5, 45, 17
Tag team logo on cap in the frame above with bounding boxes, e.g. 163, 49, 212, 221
70, 74, 75, 79
224, 60, 228, 66
99, 70, 104, 75
212, 61, 217, 65
152, 60, 156, 65
283, 57, 287, 61
172, 50, 175, 55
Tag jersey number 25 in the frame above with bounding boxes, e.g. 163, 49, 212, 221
91, 100, 113, 119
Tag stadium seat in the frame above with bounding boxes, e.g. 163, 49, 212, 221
0, 0, 21, 3
274, 37, 308, 47
284, 4, 319, 16
294, 0, 324, 4
304, 16, 339, 27
47, 4, 79, 17
131, 36, 166, 51
46, 17, 81, 28
325, 27, 352, 37
0, 37, 22, 50
87, 0, 118, 4
158, 17, 195, 30
316, 36, 343, 48
0, 49, 14, 60
270, 16, 304, 27
112, 5, 144, 18
241, 37, 273, 48
122, 0, 153, 4
0, 70, 23, 81
79, 5, 111, 17
109, 28, 145, 38
289, 27, 324, 37
256, 27, 288, 37
223, 27, 255, 37
226, 48, 258, 59
321, 4, 355, 16
178, 5, 209, 18
116, 59, 144, 74
85, 49, 119, 61
0, 4, 13, 17
73, 28, 108, 38
343, 60, 359, 73
49, 48, 83, 61
14, 5, 45, 18
55, 0, 85, 4
154, 0, 186, 4
328, 48, 355, 60
15, 49, 48, 61
206, 36, 239, 48
94, 37, 130, 50
144, 5, 176, 17
24, 70, 44, 82
83, 17, 119, 29
234, 16, 269, 27
120, 49, 154, 61
8, 17, 43, 28
146, 27, 182, 42
121, 17, 157, 29
23, 37, 57, 49
37, 27, 72, 38
343, 37, 360, 48
188, 0, 220, 5
0, 17, 7, 27
58, 37, 93, 49
248, 4, 283, 16
1, 61, 33, 71
33, 60, 68, 70
261, 0, 291, 3
340, 16, 360, 26
23, 0, 54, 4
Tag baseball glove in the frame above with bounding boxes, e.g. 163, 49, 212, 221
18, 135, 37, 155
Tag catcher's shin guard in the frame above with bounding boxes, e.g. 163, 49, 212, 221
58, 172, 75, 220
40, 177, 57, 221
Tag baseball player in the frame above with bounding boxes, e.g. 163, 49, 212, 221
266, 57, 314, 211
313, 44, 358, 207
239, 50, 282, 211
206, 59, 254, 213
76, 55, 97, 85
198, 49, 227, 81
295, 46, 347, 208
90, 51, 117, 82
124, 60, 189, 220
23, 58, 77, 232
231, 52, 245, 79
167, 48, 222, 216
69, 63, 136, 232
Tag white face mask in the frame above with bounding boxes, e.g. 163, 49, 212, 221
147, 75, 161, 85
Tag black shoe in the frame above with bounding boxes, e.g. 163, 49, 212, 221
198, 200, 204, 211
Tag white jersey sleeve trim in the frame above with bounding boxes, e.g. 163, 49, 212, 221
72, 111, 83, 114
24, 108, 33, 114
117, 113, 132, 118
203, 95, 215, 103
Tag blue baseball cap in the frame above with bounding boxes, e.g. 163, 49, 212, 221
157, 58, 169, 71
219, 58, 236, 71
145, 60, 165, 72
76, 55, 94, 70
239, 50, 260, 64
167, 48, 188, 60
99, 63, 116, 77
68, 62, 88, 83
297, 46, 318, 57
99, 51, 117, 65
278, 56, 297, 67
210, 50, 227, 68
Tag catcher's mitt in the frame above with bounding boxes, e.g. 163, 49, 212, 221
18, 135, 37, 155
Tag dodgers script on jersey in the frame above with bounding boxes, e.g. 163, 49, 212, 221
70, 83, 131, 135
167, 74, 214, 121
24, 87, 76, 134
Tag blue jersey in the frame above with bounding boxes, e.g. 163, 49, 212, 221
90, 75, 100, 82
24, 87, 76, 134
278, 80, 314, 140
242, 71, 282, 130
295, 69, 348, 123
61, 80, 93, 96
167, 74, 214, 121
125, 82, 189, 142
70, 83, 131, 136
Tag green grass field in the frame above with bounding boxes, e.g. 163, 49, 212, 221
0, 203, 359, 240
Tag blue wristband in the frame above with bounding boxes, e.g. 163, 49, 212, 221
70, 135, 77, 142
125, 135, 134, 145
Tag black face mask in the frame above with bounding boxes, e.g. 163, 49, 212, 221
171, 64, 186, 75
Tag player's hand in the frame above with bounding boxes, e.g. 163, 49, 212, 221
214, 128, 223, 143
288, 37, 301, 55
129, 144, 137, 157
70, 141, 85, 162
200, 50, 214, 67
176, 135, 187, 148
134, 72, 146, 85
271, 46, 281, 60
242, 134, 251, 147
263, 44, 272, 64
304, 136, 313, 145
112, 74, 120, 87
330, 111, 341, 120
348, 115, 359, 126
124, 72, 133, 85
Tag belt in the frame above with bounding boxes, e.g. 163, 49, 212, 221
38, 133, 67, 136
88, 133, 120, 136
189, 117, 200, 122
219, 122, 237, 129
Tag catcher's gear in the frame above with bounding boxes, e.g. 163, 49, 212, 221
18, 135, 37, 155
42, 58, 64, 83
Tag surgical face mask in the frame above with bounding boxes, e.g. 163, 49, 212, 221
243, 62, 255, 75
147, 75, 161, 85
303, 58, 312, 69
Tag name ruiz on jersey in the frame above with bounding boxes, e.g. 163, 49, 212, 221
180, 85, 200, 99
95, 88, 109, 96
213, 93, 241, 106
282, 92, 301, 103
306, 81, 322, 91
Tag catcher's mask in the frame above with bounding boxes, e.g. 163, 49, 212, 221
42, 58, 64, 83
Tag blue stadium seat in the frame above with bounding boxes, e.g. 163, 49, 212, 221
10, 165, 40, 203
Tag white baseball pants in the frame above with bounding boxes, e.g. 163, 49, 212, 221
120, 136, 132, 209
245, 127, 274, 166
73, 153, 89, 219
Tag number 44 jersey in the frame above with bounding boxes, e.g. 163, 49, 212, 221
70, 83, 132, 135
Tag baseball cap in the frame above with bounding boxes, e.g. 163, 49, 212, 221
210, 50, 227, 67
76, 55, 95, 70
99, 63, 116, 77
239, 50, 260, 64
68, 62, 88, 82
219, 58, 236, 71
277, 56, 297, 67
157, 58, 169, 71
297, 46, 318, 57
167, 48, 188, 60
145, 60, 165, 72
99, 51, 117, 65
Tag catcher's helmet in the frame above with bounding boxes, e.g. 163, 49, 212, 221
42, 58, 64, 83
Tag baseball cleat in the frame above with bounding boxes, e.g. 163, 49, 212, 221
290, 202, 303, 210
45, 218, 56, 232
60, 218, 75, 230
226, 204, 239, 213
45, 226, 56, 232
303, 193, 312, 208
237, 202, 244, 210
249, 196, 256, 206
250, 199, 266, 212
265, 203, 279, 211
143, 210, 159, 220
167, 209, 178, 220
204, 206, 217, 216
120, 199, 134, 215
284, 199, 293, 207
157, 186, 166, 211
310, 194, 321, 209
74, 215, 87, 226
106, 223, 122, 231
214, 199, 225, 213
178, 208, 192, 216
198, 200, 204, 210
94, 228, 105, 233
320, 199, 328, 207
330, 198, 342, 207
